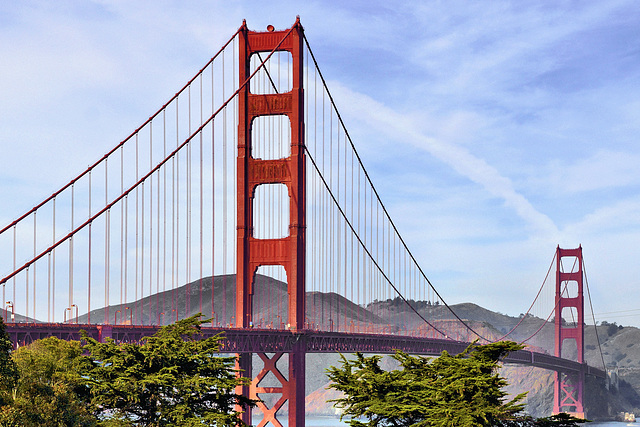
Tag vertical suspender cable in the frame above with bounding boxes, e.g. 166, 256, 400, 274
393, 223, 396, 330
199, 74, 204, 317
362, 167, 366, 329
222, 48, 227, 326
157, 158, 161, 324
88, 171, 92, 323
321, 86, 325, 329
51, 197, 56, 320
387, 221, 391, 317
12, 225, 16, 318
135, 134, 140, 324
47, 222, 51, 322
120, 146, 125, 310
2, 262, 4, 321
329, 107, 334, 330
33, 213, 36, 319
187, 85, 191, 317
211, 64, 216, 326
124, 194, 129, 310
176, 100, 181, 321
163, 110, 167, 323
149, 124, 154, 323
402, 242, 405, 332
309, 47, 315, 327
69, 184, 74, 315
376, 193, 379, 326
352, 145, 355, 330
344, 125, 348, 330
105, 160, 110, 324
232, 38, 238, 326
25, 268, 29, 319
336, 125, 341, 331
171, 154, 176, 318
106, 208, 111, 324
358, 163, 362, 331
233, 38, 238, 327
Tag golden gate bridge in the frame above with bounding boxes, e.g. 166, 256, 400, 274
0, 18, 606, 427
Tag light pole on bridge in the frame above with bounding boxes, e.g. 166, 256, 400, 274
5, 301, 14, 322
64, 305, 78, 324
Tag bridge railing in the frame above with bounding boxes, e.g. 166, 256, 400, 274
4, 322, 605, 379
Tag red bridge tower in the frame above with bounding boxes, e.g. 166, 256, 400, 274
236, 19, 306, 427
553, 245, 585, 418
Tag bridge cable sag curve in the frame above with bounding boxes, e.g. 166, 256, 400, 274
303, 34, 495, 342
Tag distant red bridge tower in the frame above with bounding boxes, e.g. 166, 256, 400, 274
553, 245, 585, 418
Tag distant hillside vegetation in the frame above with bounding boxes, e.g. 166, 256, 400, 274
9, 274, 639, 420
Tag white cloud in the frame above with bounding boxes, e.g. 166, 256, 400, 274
330, 82, 559, 237
565, 198, 640, 236
548, 151, 640, 194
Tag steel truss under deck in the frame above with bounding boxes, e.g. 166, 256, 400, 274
6, 323, 605, 379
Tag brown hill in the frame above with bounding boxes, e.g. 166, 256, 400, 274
9, 274, 638, 419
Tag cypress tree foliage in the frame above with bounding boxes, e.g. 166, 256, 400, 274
0, 316, 18, 408
0, 337, 96, 426
527, 413, 589, 426
81, 314, 255, 426
327, 341, 587, 427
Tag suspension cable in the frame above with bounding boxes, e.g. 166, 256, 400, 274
495, 253, 555, 341
304, 146, 450, 338
1, 26, 296, 287
583, 260, 607, 370
0, 27, 242, 237
516, 254, 575, 346
303, 34, 490, 341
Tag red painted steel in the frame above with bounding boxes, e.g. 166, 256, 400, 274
236, 18, 306, 427
553, 245, 585, 418
235, 353, 253, 425
4, 321, 602, 423
4, 324, 604, 378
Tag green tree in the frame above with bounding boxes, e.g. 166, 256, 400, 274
327, 341, 586, 427
81, 314, 254, 426
0, 317, 17, 408
0, 336, 96, 427
530, 413, 589, 426
0, 316, 18, 426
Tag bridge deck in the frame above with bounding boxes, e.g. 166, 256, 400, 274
5, 323, 605, 378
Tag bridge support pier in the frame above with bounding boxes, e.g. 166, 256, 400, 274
288, 342, 306, 427
553, 245, 585, 418
236, 353, 253, 425
554, 371, 584, 418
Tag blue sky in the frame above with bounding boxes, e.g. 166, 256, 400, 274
1, 1, 640, 325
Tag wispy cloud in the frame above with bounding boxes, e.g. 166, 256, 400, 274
1, 1, 640, 324
547, 151, 640, 194
331, 83, 559, 237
